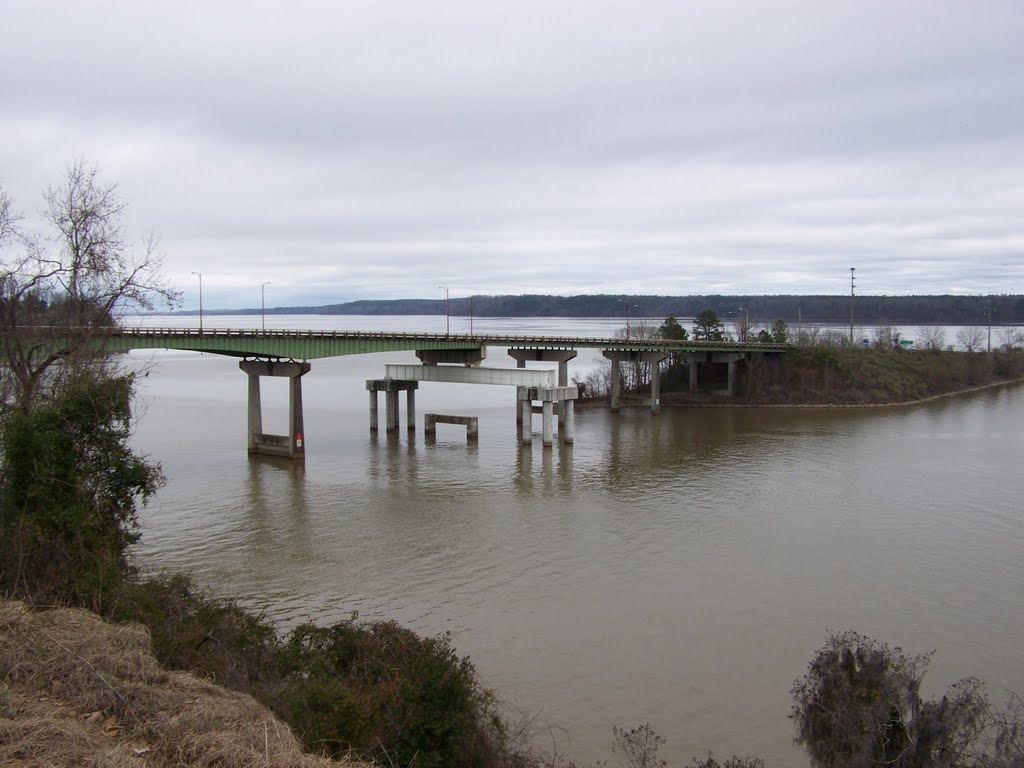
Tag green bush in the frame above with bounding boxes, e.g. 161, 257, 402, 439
0, 370, 162, 609
275, 619, 492, 767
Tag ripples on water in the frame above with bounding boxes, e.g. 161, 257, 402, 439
128, 340, 1024, 766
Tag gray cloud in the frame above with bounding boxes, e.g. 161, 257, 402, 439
2, 0, 1022, 309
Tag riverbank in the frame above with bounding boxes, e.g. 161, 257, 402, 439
0, 597, 366, 767
579, 347, 1024, 409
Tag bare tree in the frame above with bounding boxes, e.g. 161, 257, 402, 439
794, 325, 821, 347
998, 327, 1024, 351
1, 162, 179, 411
873, 324, 903, 349
956, 327, 986, 353
919, 326, 947, 351
44, 160, 128, 307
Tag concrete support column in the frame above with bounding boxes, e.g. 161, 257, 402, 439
727, 360, 737, 397
689, 355, 700, 391
385, 390, 400, 431
516, 378, 526, 423
240, 360, 311, 459
289, 373, 305, 453
406, 389, 416, 432
247, 373, 263, 453
520, 397, 532, 445
368, 390, 378, 432
651, 360, 661, 414
542, 401, 554, 447
610, 359, 621, 412
562, 399, 575, 444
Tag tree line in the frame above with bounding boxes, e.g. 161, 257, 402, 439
270, 294, 1024, 325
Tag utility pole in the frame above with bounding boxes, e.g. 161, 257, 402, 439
986, 299, 993, 353
620, 298, 635, 339
261, 281, 271, 331
192, 271, 203, 334
849, 267, 856, 345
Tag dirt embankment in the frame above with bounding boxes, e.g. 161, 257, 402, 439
0, 599, 367, 768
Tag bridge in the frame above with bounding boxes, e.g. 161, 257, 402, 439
98, 327, 790, 458
100, 327, 788, 358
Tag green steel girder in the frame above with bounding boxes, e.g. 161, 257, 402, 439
94, 328, 792, 360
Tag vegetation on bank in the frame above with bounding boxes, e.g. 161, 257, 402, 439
577, 312, 1024, 406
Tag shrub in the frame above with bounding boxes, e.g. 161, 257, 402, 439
791, 630, 988, 768
0, 370, 162, 609
109, 574, 279, 691
273, 619, 495, 767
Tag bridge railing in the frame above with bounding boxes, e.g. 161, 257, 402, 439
104, 326, 791, 351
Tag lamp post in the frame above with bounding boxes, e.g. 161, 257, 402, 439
849, 267, 856, 345
261, 281, 271, 331
438, 286, 449, 336
738, 306, 749, 341
191, 272, 203, 333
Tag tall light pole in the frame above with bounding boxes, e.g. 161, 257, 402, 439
438, 286, 449, 336
191, 271, 203, 333
849, 267, 856, 345
261, 281, 271, 331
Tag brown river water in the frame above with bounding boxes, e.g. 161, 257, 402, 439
126, 315, 1024, 765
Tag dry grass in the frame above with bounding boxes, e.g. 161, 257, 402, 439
0, 599, 367, 767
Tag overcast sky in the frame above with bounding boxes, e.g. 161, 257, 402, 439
2, 1, 1022, 310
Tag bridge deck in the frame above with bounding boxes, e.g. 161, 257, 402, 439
98, 327, 791, 360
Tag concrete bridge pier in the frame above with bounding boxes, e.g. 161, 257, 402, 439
366, 380, 419, 433
509, 348, 577, 421
518, 386, 578, 447
684, 351, 746, 396
240, 360, 311, 459
602, 350, 669, 413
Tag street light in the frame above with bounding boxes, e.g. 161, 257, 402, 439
261, 281, 271, 331
191, 272, 203, 333
438, 286, 449, 336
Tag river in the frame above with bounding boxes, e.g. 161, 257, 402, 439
125, 315, 1024, 766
